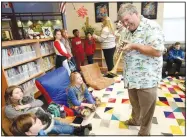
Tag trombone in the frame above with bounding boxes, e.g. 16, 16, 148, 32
106, 29, 130, 78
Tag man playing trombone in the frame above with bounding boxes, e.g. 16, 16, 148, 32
117, 4, 165, 136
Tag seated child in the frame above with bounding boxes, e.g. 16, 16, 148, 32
4, 85, 43, 119
84, 32, 96, 64
10, 113, 92, 136
5, 85, 92, 135
165, 42, 184, 77
67, 72, 101, 117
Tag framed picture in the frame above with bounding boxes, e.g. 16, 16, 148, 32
42, 27, 53, 38
94, 2, 109, 23
117, 2, 133, 12
141, 2, 158, 19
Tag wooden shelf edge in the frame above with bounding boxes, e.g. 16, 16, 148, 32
38, 38, 53, 43
42, 52, 55, 57
34, 91, 42, 98
15, 71, 44, 86
45, 65, 55, 72
84, 58, 102, 60
93, 58, 102, 60
2, 38, 53, 47
4, 56, 41, 70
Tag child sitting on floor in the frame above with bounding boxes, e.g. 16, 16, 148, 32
67, 72, 101, 117
84, 32, 96, 64
10, 113, 92, 136
10, 113, 48, 136
4, 85, 43, 119
5, 85, 92, 135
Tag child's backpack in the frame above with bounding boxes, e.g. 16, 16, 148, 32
47, 102, 66, 118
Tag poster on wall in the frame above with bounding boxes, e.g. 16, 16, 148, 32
117, 2, 133, 12
141, 2, 158, 19
42, 27, 53, 38
94, 2, 109, 23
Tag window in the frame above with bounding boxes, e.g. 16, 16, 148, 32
163, 3, 185, 42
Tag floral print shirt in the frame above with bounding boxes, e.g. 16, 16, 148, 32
122, 16, 165, 89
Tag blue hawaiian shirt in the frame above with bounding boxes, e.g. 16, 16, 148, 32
122, 16, 165, 89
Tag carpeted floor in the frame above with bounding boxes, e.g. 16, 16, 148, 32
81, 75, 186, 135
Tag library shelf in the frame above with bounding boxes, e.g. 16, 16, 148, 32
15, 71, 44, 86
2, 38, 55, 105
2, 38, 53, 47
4, 56, 41, 70
45, 65, 55, 72
41, 52, 55, 58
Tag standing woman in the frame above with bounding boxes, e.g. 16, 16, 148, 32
93, 16, 116, 71
53, 29, 71, 75
61, 29, 77, 70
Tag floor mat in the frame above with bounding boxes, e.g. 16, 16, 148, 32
82, 75, 185, 135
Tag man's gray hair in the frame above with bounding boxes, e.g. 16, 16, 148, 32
117, 4, 138, 20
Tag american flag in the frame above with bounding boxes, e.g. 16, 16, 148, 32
59, 2, 66, 14
2, 2, 12, 8
59, 2, 67, 29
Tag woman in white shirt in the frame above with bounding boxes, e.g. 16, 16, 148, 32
93, 16, 116, 71
53, 29, 71, 75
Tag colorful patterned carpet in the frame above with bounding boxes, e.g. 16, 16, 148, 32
82, 75, 186, 135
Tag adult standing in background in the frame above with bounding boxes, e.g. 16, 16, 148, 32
118, 4, 165, 135
93, 16, 116, 71
61, 29, 77, 71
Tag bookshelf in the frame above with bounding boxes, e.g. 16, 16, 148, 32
2, 38, 55, 106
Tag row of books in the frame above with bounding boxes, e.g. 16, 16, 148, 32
20, 79, 37, 96
2, 45, 36, 68
40, 42, 55, 55
43, 55, 55, 71
5, 61, 40, 86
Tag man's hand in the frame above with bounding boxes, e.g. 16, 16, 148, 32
120, 40, 135, 51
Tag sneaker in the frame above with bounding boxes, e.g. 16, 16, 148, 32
83, 123, 92, 131
73, 126, 90, 136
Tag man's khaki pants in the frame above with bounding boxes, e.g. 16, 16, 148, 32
128, 87, 157, 135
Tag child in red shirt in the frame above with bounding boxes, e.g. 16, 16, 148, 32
71, 29, 84, 71
84, 32, 96, 64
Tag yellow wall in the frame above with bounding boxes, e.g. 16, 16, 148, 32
66, 2, 164, 36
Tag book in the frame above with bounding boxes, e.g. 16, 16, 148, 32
70, 116, 83, 127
